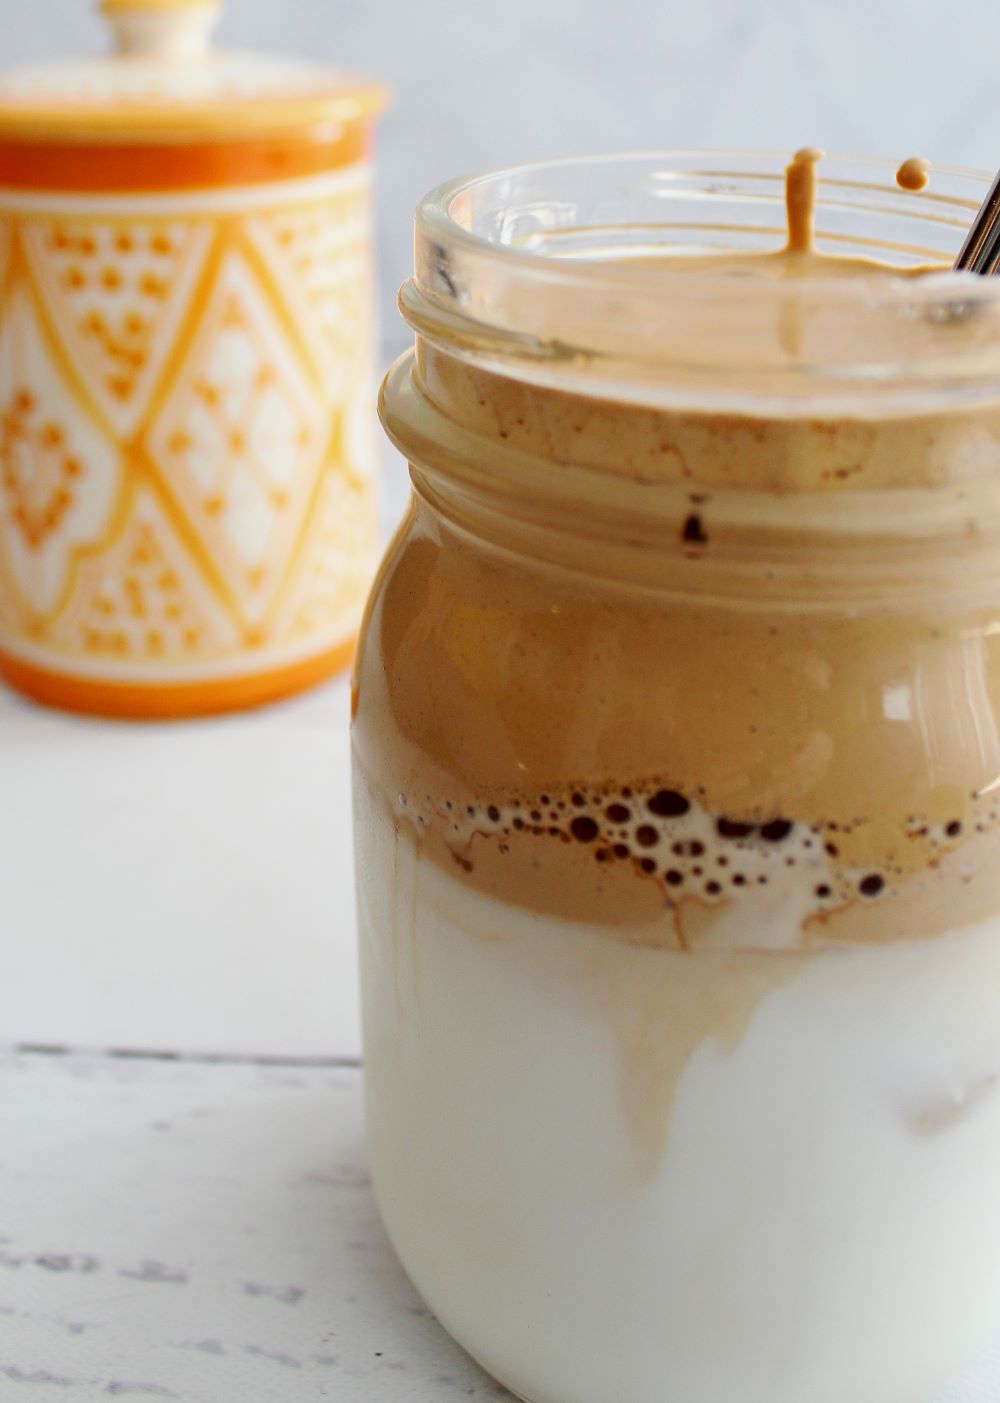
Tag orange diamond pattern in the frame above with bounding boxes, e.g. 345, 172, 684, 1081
21, 216, 211, 435
0, 164, 375, 696
249, 178, 372, 402
49, 488, 235, 667
0, 388, 82, 550
277, 468, 377, 644
147, 250, 328, 631
0, 277, 120, 620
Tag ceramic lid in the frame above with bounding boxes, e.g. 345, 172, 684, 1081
0, 0, 386, 143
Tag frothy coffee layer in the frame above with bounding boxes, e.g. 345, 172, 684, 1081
383, 773, 1000, 951
357, 474, 1000, 947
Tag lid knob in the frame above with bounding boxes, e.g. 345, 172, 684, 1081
100, 0, 222, 60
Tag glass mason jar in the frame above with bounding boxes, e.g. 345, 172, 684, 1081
353, 153, 1000, 1403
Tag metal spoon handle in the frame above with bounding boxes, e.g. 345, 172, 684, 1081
955, 169, 1000, 274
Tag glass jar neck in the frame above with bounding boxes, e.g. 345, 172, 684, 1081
381, 341, 1000, 610
381, 153, 1000, 607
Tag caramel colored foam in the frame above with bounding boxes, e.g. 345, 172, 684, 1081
354, 482, 1000, 945
896, 156, 931, 192
359, 345, 1000, 945
416, 337, 1000, 494
785, 146, 824, 253
357, 151, 1000, 951
366, 766, 1000, 952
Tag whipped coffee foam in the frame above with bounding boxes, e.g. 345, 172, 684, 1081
394, 777, 992, 950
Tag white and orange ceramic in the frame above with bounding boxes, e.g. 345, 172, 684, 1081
0, 0, 385, 717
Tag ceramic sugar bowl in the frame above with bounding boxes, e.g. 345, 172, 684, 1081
0, 0, 385, 716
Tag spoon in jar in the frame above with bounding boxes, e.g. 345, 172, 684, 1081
954, 168, 1000, 273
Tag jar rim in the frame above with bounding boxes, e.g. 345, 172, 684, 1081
417, 149, 990, 296
405, 150, 1000, 412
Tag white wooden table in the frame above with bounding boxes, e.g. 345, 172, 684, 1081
0, 648, 514, 1400
2, 1046, 515, 1402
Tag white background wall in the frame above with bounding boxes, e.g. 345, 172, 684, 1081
5, 0, 1000, 344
